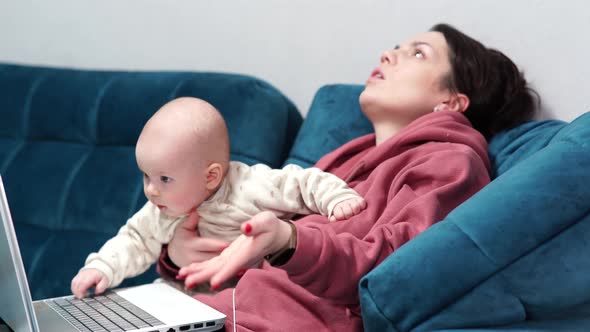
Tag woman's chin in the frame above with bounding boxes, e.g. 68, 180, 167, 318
359, 89, 374, 111
359, 92, 384, 119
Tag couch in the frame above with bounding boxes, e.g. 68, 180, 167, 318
2, 63, 589, 331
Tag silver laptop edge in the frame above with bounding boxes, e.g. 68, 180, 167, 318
0, 175, 40, 332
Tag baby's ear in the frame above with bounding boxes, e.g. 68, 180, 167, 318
205, 162, 224, 190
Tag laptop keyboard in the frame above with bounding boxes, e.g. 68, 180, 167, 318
46, 291, 164, 332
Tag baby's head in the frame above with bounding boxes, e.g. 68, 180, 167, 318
135, 97, 230, 217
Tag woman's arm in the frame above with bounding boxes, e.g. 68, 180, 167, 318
176, 148, 489, 302
282, 148, 490, 304
177, 212, 292, 290
157, 211, 230, 279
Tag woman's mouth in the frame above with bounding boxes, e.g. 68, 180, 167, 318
367, 68, 385, 82
373, 68, 385, 78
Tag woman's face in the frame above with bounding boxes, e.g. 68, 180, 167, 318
359, 31, 453, 126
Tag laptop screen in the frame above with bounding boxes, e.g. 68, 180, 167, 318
0, 176, 40, 332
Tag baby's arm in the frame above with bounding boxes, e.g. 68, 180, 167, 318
73, 203, 184, 296
265, 164, 366, 220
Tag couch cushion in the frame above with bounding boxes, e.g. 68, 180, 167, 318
14, 222, 120, 300
284, 84, 372, 167
0, 63, 302, 299
359, 112, 590, 331
488, 119, 565, 178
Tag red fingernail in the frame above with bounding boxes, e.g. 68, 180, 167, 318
244, 223, 252, 234
210, 283, 220, 291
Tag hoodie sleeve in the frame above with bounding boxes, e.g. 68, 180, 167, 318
281, 146, 490, 305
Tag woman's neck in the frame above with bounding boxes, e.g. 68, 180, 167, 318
372, 121, 406, 145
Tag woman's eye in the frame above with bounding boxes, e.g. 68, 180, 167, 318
160, 176, 172, 183
414, 50, 424, 59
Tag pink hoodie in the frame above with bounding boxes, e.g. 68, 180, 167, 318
158, 111, 491, 331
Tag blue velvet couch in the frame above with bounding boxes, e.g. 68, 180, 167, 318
2, 63, 589, 331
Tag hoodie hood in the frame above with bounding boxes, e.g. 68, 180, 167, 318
316, 110, 490, 182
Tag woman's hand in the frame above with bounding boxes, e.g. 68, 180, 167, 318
177, 211, 293, 290
168, 210, 230, 267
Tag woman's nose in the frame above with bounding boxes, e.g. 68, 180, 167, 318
380, 49, 395, 64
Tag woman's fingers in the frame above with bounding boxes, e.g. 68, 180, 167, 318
209, 214, 287, 286
183, 238, 230, 262
184, 263, 220, 289
176, 212, 290, 288
178, 262, 201, 278
177, 237, 250, 288
189, 237, 229, 252
209, 240, 256, 289
168, 212, 202, 266
181, 210, 200, 232
178, 260, 220, 289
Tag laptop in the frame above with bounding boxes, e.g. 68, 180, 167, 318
0, 176, 226, 332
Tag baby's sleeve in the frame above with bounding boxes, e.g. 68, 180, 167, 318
264, 164, 361, 217
82, 202, 184, 288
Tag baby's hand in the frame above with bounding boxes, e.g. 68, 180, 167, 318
71, 268, 109, 299
330, 197, 367, 222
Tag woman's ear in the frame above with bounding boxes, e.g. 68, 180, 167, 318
205, 162, 224, 190
447, 93, 470, 113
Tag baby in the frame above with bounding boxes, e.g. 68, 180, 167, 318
71, 97, 366, 298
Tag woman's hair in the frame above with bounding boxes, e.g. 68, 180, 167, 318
431, 23, 539, 139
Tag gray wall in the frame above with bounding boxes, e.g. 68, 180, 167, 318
1, 0, 588, 120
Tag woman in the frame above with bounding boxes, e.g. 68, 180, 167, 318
158, 23, 537, 331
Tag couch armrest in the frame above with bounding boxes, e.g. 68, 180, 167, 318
360, 112, 590, 331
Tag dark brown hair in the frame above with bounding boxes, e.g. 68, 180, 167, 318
431, 23, 539, 139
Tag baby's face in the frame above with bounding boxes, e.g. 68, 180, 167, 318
135, 128, 209, 218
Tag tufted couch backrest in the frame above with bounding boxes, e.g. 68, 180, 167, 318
284, 84, 372, 167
